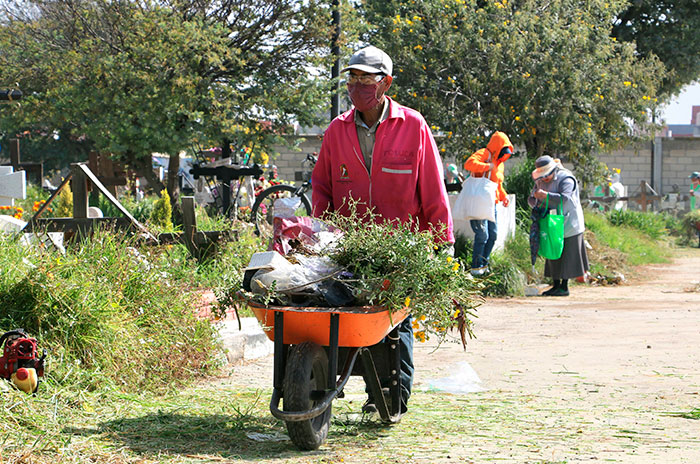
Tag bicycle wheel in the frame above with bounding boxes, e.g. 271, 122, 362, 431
251, 184, 312, 238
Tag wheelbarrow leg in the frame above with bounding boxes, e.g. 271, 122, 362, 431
359, 348, 390, 421
328, 313, 339, 393
359, 341, 403, 423
387, 325, 402, 418
273, 310, 287, 392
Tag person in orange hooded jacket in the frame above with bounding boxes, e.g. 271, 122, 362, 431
463, 131, 513, 276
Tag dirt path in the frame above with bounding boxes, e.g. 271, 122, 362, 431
228, 249, 700, 463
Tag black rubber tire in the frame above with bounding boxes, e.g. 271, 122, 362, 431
283, 342, 331, 450
250, 184, 311, 239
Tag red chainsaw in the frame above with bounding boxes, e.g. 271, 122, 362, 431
0, 329, 46, 394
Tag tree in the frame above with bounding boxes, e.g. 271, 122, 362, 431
0, 0, 360, 202
362, 0, 663, 173
612, 0, 700, 98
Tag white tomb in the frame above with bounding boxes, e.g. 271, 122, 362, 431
0, 166, 26, 207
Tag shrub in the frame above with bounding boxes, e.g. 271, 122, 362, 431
680, 209, 700, 247
503, 156, 536, 211
150, 189, 174, 231
54, 183, 73, 217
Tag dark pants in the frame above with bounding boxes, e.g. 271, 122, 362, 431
470, 207, 497, 268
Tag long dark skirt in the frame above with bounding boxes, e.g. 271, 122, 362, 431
544, 232, 589, 280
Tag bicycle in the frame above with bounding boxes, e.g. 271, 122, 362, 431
251, 153, 316, 238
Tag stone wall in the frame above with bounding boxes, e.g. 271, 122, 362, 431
660, 138, 700, 194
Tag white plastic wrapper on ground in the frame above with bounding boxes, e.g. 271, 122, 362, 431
425, 361, 485, 394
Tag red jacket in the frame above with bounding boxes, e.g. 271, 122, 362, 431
312, 97, 454, 243
463, 131, 513, 203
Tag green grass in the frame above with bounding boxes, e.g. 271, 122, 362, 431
0, 225, 265, 393
584, 210, 672, 266
0, 381, 667, 463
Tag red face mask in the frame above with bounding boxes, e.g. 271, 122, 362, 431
347, 82, 383, 112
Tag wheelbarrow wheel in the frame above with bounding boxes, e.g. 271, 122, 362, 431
283, 341, 331, 450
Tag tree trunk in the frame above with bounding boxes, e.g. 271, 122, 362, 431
166, 152, 182, 225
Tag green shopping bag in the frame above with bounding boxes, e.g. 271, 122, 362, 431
538, 195, 564, 260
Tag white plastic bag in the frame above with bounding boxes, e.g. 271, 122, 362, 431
453, 175, 497, 222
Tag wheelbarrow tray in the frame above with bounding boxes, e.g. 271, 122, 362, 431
247, 299, 408, 347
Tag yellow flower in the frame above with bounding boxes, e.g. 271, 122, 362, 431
453, 309, 461, 318
446, 256, 453, 263
414, 44, 422, 50
452, 262, 460, 271
623, 81, 631, 86
412, 320, 420, 329
419, 315, 426, 321
404, 297, 411, 307
515, 116, 520, 121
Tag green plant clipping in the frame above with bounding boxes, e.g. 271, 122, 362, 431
150, 189, 173, 231
324, 205, 483, 346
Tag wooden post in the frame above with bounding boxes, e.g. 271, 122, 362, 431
181, 196, 198, 256
9, 139, 20, 169
639, 180, 647, 212
71, 163, 89, 219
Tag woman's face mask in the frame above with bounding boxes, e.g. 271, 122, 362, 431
347, 80, 384, 112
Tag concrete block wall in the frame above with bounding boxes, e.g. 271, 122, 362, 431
595, 141, 652, 194
271, 135, 323, 183
661, 138, 700, 194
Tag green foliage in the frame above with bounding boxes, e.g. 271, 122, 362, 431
95, 193, 156, 224
611, 0, 700, 98
455, 226, 532, 297
503, 157, 536, 212
54, 183, 73, 218
584, 210, 671, 266
0, 0, 361, 179
0, 231, 220, 392
324, 207, 482, 343
680, 209, 700, 246
605, 209, 669, 239
150, 189, 174, 231
362, 0, 663, 162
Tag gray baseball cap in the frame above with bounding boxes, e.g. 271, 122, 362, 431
341, 46, 393, 76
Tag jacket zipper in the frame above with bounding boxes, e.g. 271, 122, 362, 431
352, 144, 372, 209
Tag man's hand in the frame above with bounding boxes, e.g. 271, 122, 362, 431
533, 189, 548, 200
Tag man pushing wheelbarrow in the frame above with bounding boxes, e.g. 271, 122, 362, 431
240, 46, 478, 452
312, 45, 455, 418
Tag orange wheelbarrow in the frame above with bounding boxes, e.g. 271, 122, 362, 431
246, 298, 409, 450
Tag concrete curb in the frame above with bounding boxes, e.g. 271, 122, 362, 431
216, 317, 273, 364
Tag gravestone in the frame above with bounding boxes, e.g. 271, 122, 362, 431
0, 166, 26, 207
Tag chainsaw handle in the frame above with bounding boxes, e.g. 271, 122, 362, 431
0, 329, 28, 347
